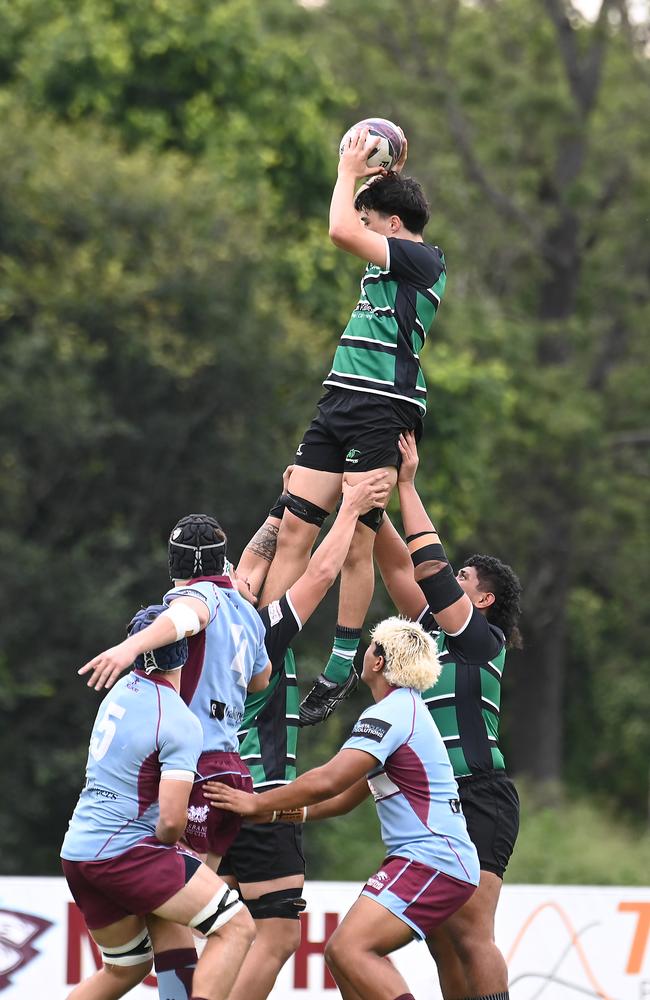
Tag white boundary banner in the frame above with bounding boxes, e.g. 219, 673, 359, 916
0, 878, 649, 998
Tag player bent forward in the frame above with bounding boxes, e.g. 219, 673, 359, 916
206, 618, 479, 1000
61, 607, 255, 1000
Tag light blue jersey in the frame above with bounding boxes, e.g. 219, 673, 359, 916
61, 671, 202, 862
165, 578, 269, 753
343, 687, 479, 885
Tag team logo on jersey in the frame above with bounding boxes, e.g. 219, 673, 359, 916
345, 448, 362, 464
351, 717, 391, 743
268, 600, 283, 627
187, 805, 209, 824
296, 443, 305, 456
0, 909, 52, 990
448, 798, 462, 814
210, 700, 244, 724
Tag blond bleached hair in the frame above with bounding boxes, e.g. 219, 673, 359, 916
370, 616, 441, 692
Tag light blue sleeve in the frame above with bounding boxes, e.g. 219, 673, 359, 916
164, 581, 220, 624
251, 612, 270, 676
342, 700, 407, 767
158, 695, 203, 775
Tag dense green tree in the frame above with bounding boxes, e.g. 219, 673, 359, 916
0, 105, 328, 870
0, 0, 647, 877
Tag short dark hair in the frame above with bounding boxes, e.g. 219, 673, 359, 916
466, 554, 523, 649
354, 174, 430, 234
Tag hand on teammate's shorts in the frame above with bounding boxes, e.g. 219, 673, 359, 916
341, 471, 391, 514
203, 781, 271, 822
397, 431, 419, 484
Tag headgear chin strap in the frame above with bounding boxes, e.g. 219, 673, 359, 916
127, 605, 188, 673
168, 514, 227, 580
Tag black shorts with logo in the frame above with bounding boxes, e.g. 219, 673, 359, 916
217, 819, 305, 885
294, 388, 423, 474
458, 770, 520, 878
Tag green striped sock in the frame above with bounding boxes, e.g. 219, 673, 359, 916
322, 626, 361, 684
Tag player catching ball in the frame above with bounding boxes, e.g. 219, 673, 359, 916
260, 123, 447, 726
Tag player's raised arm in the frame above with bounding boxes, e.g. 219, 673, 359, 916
234, 465, 294, 601
79, 595, 209, 690
329, 127, 390, 266
374, 512, 429, 622
397, 432, 473, 636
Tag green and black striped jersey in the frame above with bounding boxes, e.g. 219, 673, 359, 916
238, 594, 302, 790
419, 606, 507, 778
324, 237, 446, 414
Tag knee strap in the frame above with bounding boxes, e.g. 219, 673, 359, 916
358, 507, 384, 533
268, 493, 290, 520
101, 927, 152, 967
246, 888, 306, 920
189, 885, 243, 936
285, 492, 329, 527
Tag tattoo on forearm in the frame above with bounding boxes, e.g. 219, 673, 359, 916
246, 523, 279, 562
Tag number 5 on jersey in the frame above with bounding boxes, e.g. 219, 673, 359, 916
90, 702, 126, 761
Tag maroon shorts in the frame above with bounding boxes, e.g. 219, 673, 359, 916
185, 751, 253, 856
361, 856, 476, 940
62, 838, 200, 930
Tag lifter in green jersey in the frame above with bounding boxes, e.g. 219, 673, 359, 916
374, 431, 522, 1000
260, 127, 447, 727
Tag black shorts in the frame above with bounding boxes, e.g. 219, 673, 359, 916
458, 770, 520, 879
217, 820, 305, 885
295, 388, 423, 474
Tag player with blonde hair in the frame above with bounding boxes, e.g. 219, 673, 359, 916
206, 616, 478, 1000
370, 616, 441, 692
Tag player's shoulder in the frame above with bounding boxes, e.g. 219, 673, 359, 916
388, 237, 444, 261
159, 685, 202, 733
165, 579, 220, 604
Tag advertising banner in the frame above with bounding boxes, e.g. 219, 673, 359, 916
0, 878, 648, 998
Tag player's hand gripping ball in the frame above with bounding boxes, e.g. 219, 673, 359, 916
339, 118, 404, 171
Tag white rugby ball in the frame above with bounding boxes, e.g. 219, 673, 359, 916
338, 117, 404, 171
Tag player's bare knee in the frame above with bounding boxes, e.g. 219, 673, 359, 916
103, 956, 153, 988
218, 903, 256, 948
324, 928, 352, 972
275, 919, 301, 960
276, 510, 318, 552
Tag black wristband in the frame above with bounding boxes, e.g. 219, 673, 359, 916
406, 530, 437, 543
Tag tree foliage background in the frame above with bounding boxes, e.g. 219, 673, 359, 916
0, 0, 648, 878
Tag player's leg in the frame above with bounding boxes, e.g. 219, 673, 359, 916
147, 916, 197, 1000
428, 872, 507, 998
153, 861, 255, 1000
66, 914, 153, 1000
227, 873, 305, 1000
259, 396, 346, 605
428, 773, 519, 999
219, 819, 306, 1000
325, 895, 414, 1000
259, 466, 340, 604
299, 465, 397, 726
